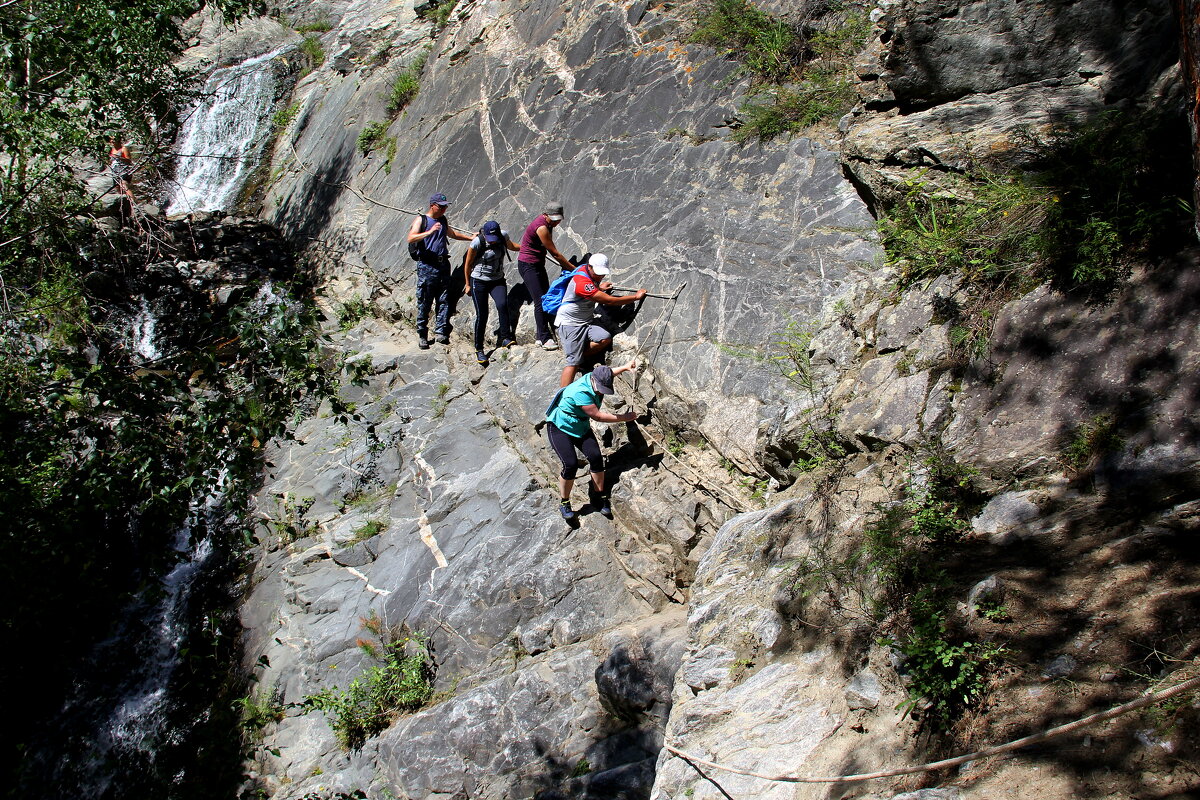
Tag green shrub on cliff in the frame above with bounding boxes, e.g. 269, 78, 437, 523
357, 121, 390, 155
305, 632, 435, 749
386, 49, 430, 115
690, 0, 870, 140
689, 0, 804, 83
299, 35, 325, 75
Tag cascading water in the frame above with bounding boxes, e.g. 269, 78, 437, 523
131, 297, 161, 362
22, 281, 298, 798
166, 47, 289, 215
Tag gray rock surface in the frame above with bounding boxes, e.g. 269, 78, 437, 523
196, 0, 1200, 797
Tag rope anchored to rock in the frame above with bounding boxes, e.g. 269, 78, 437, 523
664, 673, 1200, 785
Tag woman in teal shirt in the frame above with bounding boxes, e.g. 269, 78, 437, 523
545, 359, 638, 521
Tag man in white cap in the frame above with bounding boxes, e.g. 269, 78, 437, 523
554, 253, 646, 387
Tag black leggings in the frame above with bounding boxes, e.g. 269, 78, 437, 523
546, 422, 603, 480
471, 278, 510, 350
518, 259, 552, 343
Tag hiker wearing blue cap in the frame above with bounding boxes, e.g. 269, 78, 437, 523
544, 359, 638, 521
463, 220, 520, 365
408, 192, 473, 349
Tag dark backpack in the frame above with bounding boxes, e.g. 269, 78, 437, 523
477, 233, 509, 270
407, 215, 427, 261
541, 267, 588, 315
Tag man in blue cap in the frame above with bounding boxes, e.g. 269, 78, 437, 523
408, 192, 473, 348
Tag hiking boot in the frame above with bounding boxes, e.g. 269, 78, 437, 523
540, 339, 559, 351
559, 500, 577, 522
595, 493, 612, 518
476, 350, 489, 366
435, 333, 450, 345
418, 336, 430, 350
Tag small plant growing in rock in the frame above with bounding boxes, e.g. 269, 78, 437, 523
303, 627, 435, 750
337, 298, 372, 330
357, 121, 390, 156
298, 35, 325, 76
294, 18, 333, 34
268, 494, 318, 544
1061, 413, 1124, 471
416, 0, 458, 33
234, 689, 286, 734
272, 102, 301, 133
386, 50, 429, 115
350, 518, 389, 543
432, 382, 450, 418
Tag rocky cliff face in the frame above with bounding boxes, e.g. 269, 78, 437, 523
196, 0, 1200, 798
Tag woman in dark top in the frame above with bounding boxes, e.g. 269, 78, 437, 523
517, 201, 574, 350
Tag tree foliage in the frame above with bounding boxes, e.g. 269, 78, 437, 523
0, 0, 259, 293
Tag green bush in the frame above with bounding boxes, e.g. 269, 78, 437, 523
689, 0, 803, 83
272, 101, 301, 132
299, 35, 325, 75
357, 121, 390, 156
879, 171, 1048, 290
304, 634, 434, 750
880, 111, 1193, 297
1031, 111, 1193, 289
733, 73, 857, 142
416, 0, 459, 33
295, 19, 333, 34
337, 298, 372, 328
788, 447, 998, 727
895, 588, 1006, 724
690, 0, 870, 138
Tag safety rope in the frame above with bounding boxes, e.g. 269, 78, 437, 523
664, 673, 1200, 785
286, 139, 475, 235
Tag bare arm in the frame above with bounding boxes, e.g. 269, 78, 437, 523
537, 225, 573, 269
592, 288, 646, 306
506, 237, 520, 251
407, 216, 439, 243
463, 244, 477, 291
447, 222, 474, 242
581, 403, 636, 424
611, 358, 638, 378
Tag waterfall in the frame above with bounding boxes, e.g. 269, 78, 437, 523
166, 47, 289, 215
131, 297, 161, 362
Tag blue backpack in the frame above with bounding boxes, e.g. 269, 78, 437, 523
540, 267, 588, 315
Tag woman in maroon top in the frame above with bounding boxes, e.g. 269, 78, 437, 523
517, 201, 574, 349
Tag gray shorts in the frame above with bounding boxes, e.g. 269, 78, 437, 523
559, 323, 611, 366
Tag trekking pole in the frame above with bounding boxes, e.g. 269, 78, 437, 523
611, 286, 684, 300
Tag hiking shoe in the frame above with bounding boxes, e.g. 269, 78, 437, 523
595, 494, 612, 518
435, 334, 450, 345
499, 337, 516, 348
540, 339, 559, 351
476, 350, 489, 366
418, 336, 430, 350
559, 500, 577, 522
